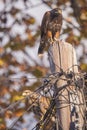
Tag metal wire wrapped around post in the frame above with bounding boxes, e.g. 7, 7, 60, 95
48, 40, 85, 130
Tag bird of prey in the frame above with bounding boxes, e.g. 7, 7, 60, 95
38, 8, 62, 56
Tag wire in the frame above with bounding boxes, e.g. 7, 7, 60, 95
0, 68, 86, 129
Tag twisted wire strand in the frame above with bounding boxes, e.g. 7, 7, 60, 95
0, 70, 86, 129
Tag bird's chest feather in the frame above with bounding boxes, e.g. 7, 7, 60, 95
47, 17, 58, 30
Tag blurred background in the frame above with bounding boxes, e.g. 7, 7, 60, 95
0, 0, 87, 129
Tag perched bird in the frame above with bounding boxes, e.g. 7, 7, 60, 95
22, 90, 50, 117
38, 8, 62, 56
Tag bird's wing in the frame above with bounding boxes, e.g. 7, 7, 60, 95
38, 11, 50, 56
40, 11, 50, 38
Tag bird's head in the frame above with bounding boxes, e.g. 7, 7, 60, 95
51, 8, 62, 17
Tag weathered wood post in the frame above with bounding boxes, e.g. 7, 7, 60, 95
48, 40, 79, 130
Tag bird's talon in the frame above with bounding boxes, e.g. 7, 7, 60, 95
50, 41, 54, 44
48, 39, 53, 44
54, 37, 58, 41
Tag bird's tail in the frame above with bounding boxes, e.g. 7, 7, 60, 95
38, 47, 44, 57
38, 40, 45, 57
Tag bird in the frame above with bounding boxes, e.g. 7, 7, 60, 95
38, 8, 62, 57
22, 90, 50, 116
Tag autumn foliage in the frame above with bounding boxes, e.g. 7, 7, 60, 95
0, 0, 87, 129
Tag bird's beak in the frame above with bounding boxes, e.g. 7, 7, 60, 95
58, 10, 62, 14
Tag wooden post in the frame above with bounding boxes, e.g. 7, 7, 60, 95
48, 40, 78, 73
48, 40, 79, 130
